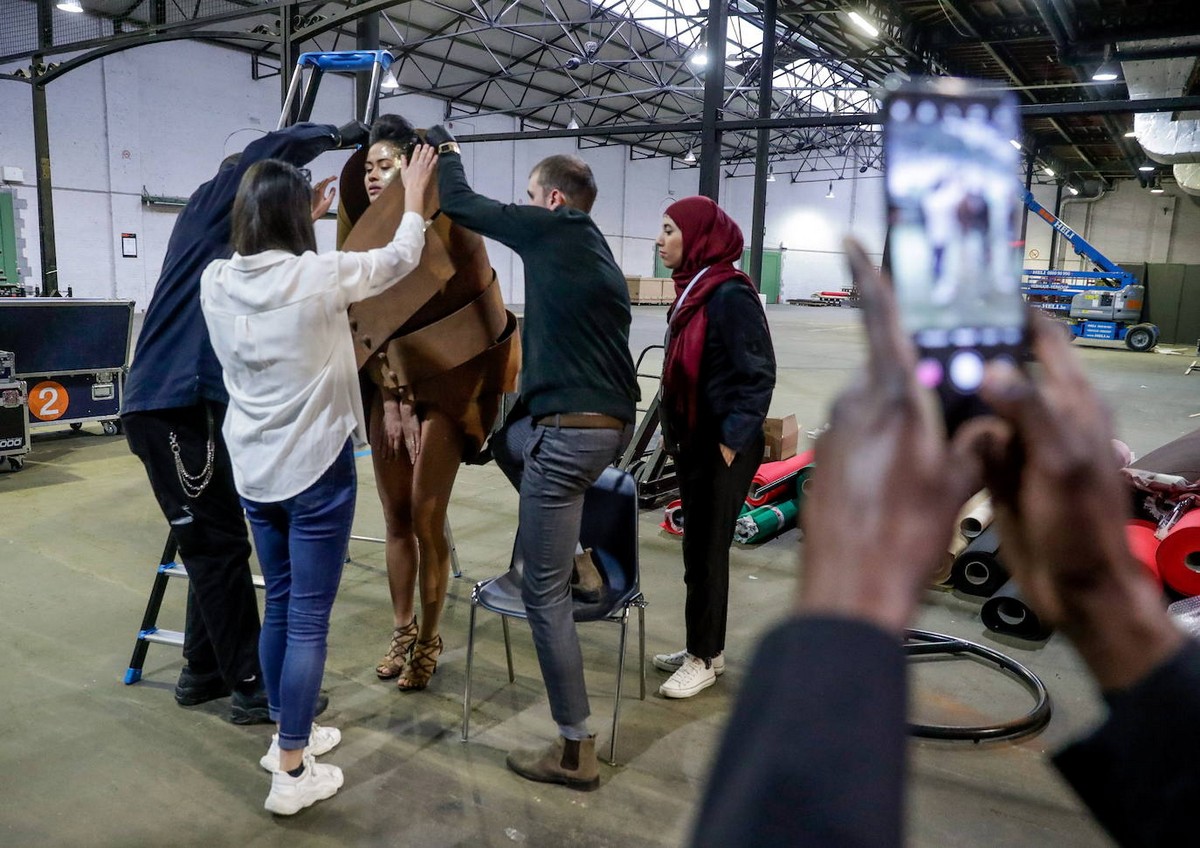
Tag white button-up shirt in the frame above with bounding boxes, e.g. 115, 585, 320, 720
200, 211, 425, 503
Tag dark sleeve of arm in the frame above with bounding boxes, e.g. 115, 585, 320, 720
708, 284, 777, 452
240, 122, 339, 168
1053, 639, 1200, 848
436, 152, 542, 250
691, 617, 907, 848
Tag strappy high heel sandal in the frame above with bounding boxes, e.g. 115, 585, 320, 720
375, 619, 418, 680
397, 635, 443, 691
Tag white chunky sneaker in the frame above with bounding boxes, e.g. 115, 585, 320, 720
659, 654, 718, 699
263, 753, 344, 816
259, 723, 342, 773
653, 648, 725, 676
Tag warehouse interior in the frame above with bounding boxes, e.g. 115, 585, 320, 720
4, 1, 1200, 845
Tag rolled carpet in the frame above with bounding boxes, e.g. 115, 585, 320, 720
1155, 510, 1200, 597
981, 582, 1052, 641
950, 526, 1010, 597
1125, 519, 1163, 588
747, 450, 815, 507
734, 499, 799, 545
660, 499, 684, 536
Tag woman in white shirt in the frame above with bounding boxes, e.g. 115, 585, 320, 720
200, 144, 436, 816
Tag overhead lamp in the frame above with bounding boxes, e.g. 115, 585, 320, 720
825, 181, 835, 199
766, 166, 776, 182
1150, 176, 1165, 194
1092, 63, 1120, 82
1139, 162, 1156, 172
380, 69, 400, 91
683, 146, 696, 164
56, 0, 83, 11
848, 11, 879, 38
567, 113, 580, 131
1043, 166, 1055, 177
1124, 129, 1137, 138
1009, 139, 1023, 151
1067, 185, 1080, 196
690, 52, 707, 68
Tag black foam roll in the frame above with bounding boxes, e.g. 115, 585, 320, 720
981, 582, 1052, 641
949, 527, 1009, 597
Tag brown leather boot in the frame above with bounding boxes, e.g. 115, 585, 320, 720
571, 548, 604, 603
506, 735, 600, 791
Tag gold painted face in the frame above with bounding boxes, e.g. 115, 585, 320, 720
364, 141, 405, 203
657, 214, 684, 270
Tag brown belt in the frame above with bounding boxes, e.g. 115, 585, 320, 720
534, 413, 626, 430
373, 276, 509, 389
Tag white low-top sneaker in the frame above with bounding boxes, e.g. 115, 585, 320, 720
653, 648, 725, 676
260, 723, 341, 773
264, 753, 344, 816
659, 654, 718, 699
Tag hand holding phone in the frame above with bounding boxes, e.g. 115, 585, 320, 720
883, 77, 1026, 430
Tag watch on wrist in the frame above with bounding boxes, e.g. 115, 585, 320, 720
437, 141, 461, 155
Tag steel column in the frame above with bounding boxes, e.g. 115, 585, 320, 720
356, 13, 380, 122
279, 3, 300, 123
33, 0, 57, 296
1048, 181, 1065, 270
747, 0, 777, 292
697, 0, 728, 201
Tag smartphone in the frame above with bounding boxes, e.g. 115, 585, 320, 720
882, 77, 1027, 430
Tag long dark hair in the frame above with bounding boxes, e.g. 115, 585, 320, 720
230, 159, 316, 256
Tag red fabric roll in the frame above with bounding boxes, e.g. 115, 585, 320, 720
1125, 519, 1163, 588
660, 499, 684, 536
1155, 511, 1200, 596
747, 449, 815, 507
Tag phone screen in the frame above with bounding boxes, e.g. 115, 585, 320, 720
883, 78, 1026, 425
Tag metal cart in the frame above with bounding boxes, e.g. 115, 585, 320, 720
0, 298, 135, 434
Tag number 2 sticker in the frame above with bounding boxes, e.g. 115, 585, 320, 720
30, 381, 69, 421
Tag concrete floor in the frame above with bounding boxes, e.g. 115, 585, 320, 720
4, 304, 1195, 847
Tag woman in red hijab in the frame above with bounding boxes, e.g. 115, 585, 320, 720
653, 195, 777, 699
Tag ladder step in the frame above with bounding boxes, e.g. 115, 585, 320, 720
160, 562, 265, 589
139, 628, 184, 647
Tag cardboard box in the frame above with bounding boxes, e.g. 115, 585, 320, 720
763, 414, 798, 462
626, 276, 674, 304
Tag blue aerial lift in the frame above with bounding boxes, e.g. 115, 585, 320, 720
1019, 189, 1159, 351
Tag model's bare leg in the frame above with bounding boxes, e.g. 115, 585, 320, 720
369, 389, 419, 678
398, 408, 464, 690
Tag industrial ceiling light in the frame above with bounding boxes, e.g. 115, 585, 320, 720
380, 69, 400, 91
1139, 162, 1156, 172
1009, 139, 1023, 151
1124, 129, 1137, 138
1092, 62, 1120, 82
1043, 166, 1055, 177
56, 0, 83, 12
567, 113, 580, 130
690, 52, 707, 68
1150, 176, 1165, 194
766, 165, 776, 182
683, 146, 696, 164
1067, 185, 1080, 196
848, 11, 879, 38
825, 181, 835, 199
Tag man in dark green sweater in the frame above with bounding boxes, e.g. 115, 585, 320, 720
426, 126, 638, 790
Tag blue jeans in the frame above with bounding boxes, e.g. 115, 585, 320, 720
241, 440, 355, 751
492, 415, 631, 727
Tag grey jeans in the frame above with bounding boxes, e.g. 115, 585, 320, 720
492, 414, 632, 726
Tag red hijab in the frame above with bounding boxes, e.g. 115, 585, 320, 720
661, 196, 756, 443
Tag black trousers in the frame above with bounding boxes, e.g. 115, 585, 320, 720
123, 403, 260, 686
676, 433, 763, 660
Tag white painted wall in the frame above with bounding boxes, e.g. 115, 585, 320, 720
2, 39, 1194, 310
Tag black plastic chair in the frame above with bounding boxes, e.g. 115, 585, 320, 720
461, 466, 647, 765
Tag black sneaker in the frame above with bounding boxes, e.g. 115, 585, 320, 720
230, 687, 330, 726
175, 667, 231, 707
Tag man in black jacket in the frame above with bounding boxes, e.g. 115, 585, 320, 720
694, 238, 1191, 847
425, 126, 638, 791
122, 121, 364, 723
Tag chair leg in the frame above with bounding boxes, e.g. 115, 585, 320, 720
610, 608, 630, 766
446, 515, 462, 579
638, 602, 646, 701
502, 616, 515, 683
462, 602, 478, 742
